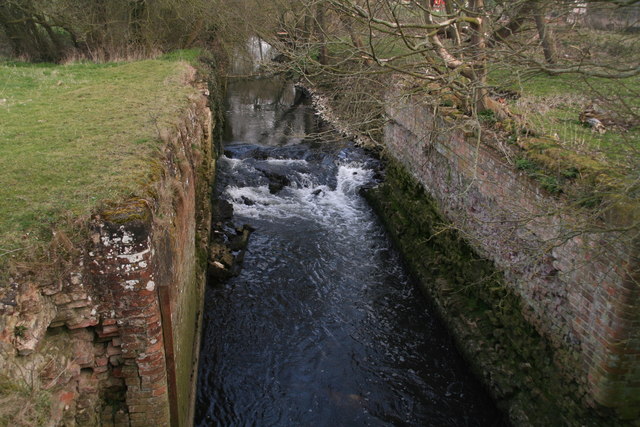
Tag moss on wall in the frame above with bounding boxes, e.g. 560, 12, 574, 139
364, 159, 620, 426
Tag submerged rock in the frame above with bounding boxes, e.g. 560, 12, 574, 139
241, 196, 255, 206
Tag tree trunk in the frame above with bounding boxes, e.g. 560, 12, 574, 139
130, 0, 147, 47
469, 0, 491, 113
534, 9, 557, 64
444, 0, 462, 45
337, 12, 371, 65
489, 2, 535, 45
36, 16, 64, 60
316, 4, 328, 65
303, 4, 314, 46
0, 4, 55, 61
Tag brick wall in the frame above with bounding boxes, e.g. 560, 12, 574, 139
89, 217, 170, 426
86, 86, 214, 426
384, 95, 640, 419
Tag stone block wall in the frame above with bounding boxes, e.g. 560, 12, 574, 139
0, 70, 214, 426
383, 95, 639, 420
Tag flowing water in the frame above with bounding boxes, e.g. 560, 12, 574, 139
195, 76, 506, 426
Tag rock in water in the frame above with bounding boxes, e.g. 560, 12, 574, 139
258, 168, 291, 194
213, 199, 234, 222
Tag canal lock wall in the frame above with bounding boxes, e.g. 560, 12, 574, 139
0, 67, 217, 426
363, 89, 639, 425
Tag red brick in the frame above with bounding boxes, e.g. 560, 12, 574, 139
128, 404, 152, 414
151, 385, 168, 397
137, 351, 163, 365
107, 342, 122, 356
97, 326, 119, 338
140, 372, 166, 387
124, 375, 140, 390
68, 318, 99, 329
145, 314, 160, 325
138, 364, 165, 377
110, 355, 123, 366
121, 308, 155, 318
145, 339, 163, 354
58, 391, 76, 405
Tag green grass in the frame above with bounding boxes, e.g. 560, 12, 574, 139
0, 58, 199, 260
487, 65, 640, 209
488, 66, 640, 165
159, 48, 203, 63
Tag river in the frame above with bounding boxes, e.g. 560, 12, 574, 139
194, 76, 506, 426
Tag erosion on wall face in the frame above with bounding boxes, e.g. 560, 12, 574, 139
0, 67, 216, 427
369, 91, 640, 425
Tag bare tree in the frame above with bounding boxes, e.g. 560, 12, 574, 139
267, 0, 638, 116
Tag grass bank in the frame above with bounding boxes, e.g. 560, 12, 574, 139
486, 27, 638, 196
0, 53, 201, 276
485, 66, 639, 216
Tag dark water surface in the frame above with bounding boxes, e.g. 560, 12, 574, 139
195, 77, 505, 427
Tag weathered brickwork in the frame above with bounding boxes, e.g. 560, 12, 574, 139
88, 218, 170, 427
384, 95, 639, 420
86, 83, 214, 426
0, 70, 214, 426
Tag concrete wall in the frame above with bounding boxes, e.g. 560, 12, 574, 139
0, 71, 214, 426
381, 93, 639, 422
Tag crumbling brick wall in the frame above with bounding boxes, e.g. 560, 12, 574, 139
0, 73, 214, 427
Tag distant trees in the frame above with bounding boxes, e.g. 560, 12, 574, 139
0, 1, 67, 61
0, 0, 237, 61
2, 0, 638, 127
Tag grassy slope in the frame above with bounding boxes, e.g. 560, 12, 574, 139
326, 26, 638, 168
0, 57, 198, 259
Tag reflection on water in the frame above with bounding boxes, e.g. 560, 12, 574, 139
195, 77, 507, 426
223, 77, 315, 147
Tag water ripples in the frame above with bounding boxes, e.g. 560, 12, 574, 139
195, 78, 505, 427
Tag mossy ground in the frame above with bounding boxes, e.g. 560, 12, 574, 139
490, 67, 638, 158
0, 55, 201, 275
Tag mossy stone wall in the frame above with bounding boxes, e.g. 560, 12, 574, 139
377, 93, 640, 424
